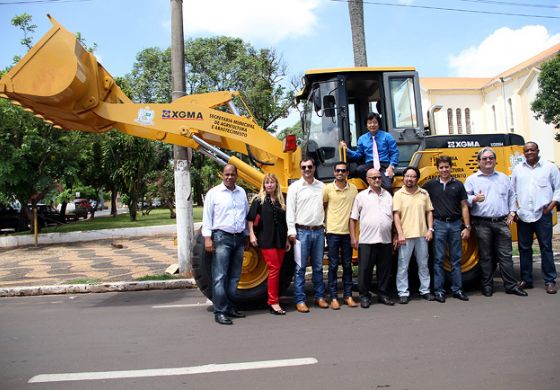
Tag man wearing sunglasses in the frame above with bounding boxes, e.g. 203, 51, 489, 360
286, 157, 326, 313
464, 147, 527, 298
350, 168, 395, 308
323, 161, 359, 309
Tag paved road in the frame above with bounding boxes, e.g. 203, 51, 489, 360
1, 282, 559, 390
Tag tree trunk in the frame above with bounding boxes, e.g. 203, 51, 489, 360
348, 0, 368, 67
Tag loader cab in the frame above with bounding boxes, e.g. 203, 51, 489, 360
298, 68, 425, 182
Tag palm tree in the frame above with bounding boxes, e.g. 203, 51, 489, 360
348, 0, 368, 67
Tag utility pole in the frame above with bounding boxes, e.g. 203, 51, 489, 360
348, 0, 368, 67
171, 0, 193, 276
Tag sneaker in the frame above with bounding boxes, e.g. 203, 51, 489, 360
398, 296, 409, 305
420, 293, 435, 301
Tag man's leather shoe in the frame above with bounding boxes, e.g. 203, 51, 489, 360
506, 286, 528, 296
452, 291, 469, 301
518, 281, 533, 289
215, 314, 233, 325
377, 296, 395, 306
344, 296, 358, 307
434, 293, 446, 303
315, 298, 329, 308
296, 303, 310, 313
482, 286, 493, 297
420, 293, 435, 301
360, 296, 371, 308
330, 298, 341, 310
227, 309, 246, 318
399, 296, 409, 304
545, 282, 557, 294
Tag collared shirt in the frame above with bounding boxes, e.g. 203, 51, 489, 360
464, 170, 516, 218
422, 177, 467, 220
393, 187, 434, 239
201, 183, 248, 237
286, 177, 325, 236
345, 130, 399, 167
350, 187, 393, 244
323, 180, 358, 234
512, 159, 560, 223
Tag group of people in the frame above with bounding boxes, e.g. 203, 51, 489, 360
202, 116, 559, 325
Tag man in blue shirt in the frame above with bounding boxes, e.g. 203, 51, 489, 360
341, 112, 399, 192
464, 147, 527, 298
202, 164, 249, 325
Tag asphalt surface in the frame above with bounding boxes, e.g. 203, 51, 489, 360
1, 287, 559, 390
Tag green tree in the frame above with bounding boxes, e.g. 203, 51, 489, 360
532, 55, 560, 139
10, 13, 36, 63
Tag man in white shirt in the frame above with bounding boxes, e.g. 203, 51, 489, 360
512, 142, 560, 294
349, 168, 394, 308
286, 157, 326, 313
202, 164, 249, 325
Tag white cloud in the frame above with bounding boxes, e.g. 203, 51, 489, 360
449, 25, 560, 77
182, 0, 322, 45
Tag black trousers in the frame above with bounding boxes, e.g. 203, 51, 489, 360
472, 219, 518, 290
358, 243, 392, 298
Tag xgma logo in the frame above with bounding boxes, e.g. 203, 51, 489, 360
162, 110, 203, 120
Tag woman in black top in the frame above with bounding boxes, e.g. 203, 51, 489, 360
247, 173, 291, 315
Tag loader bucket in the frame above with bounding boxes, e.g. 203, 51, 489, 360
0, 15, 130, 132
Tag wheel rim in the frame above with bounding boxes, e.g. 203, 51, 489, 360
238, 247, 268, 290
443, 234, 478, 273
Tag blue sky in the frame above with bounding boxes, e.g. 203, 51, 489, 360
1, 0, 559, 126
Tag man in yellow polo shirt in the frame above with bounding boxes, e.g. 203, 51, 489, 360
393, 166, 435, 304
323, 161, 359, 309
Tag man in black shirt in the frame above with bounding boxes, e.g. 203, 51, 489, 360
423, 155, 471, 303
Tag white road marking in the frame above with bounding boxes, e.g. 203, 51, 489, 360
28, 357, 318, 383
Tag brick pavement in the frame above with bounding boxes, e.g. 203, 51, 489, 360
0, 236, 177, 287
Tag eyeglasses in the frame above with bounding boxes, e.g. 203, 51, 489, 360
301, 165, 314, 170
404, 175, 417, 179
334, 168, 347, 173
480, 157, 495, 161
367, 176, 382, 180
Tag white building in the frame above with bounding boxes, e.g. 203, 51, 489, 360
420, 44, 560, 163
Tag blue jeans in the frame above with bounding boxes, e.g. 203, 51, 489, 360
327, 234, 353, 299
211, 230, 245, 315
294, 228, 325, 304
517, 212, 557, 285
433, 219, 463, 294
397, 237, 430, 297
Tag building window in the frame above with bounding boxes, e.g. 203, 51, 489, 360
508, 98, 514, 132
465, 108, 472, 134
456, 108, 463, 134
492, 105, 497, 132
447, 108, 454, 134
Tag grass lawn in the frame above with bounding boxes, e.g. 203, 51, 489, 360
22, 207, 203, 235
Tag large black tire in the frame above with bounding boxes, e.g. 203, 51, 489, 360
191, 231, 295, 310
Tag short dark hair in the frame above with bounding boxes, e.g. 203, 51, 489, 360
300, 156, 315, 167
524, 141, 539, 151
223, 164, 237, 174
365, 112, 381, 125
333, 161, 347, 169
435, 155, 453, 167
403, 166, 420, 179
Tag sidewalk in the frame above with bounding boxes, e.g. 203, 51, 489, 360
0, 225, 199, 297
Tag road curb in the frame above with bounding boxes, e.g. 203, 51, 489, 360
0, 278, 197, 297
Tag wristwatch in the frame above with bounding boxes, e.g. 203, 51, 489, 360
465, 225, 472, 230
428, 227, 435, 232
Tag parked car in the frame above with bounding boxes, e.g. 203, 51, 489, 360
57, 199, 91, 220
0, 204, 23, 232
27, 204, 61, 227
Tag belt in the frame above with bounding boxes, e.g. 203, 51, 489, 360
435, 216, 461, 222
296, 224, 324, 231
214, 229, 245, 237
472, 216, 507, 223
